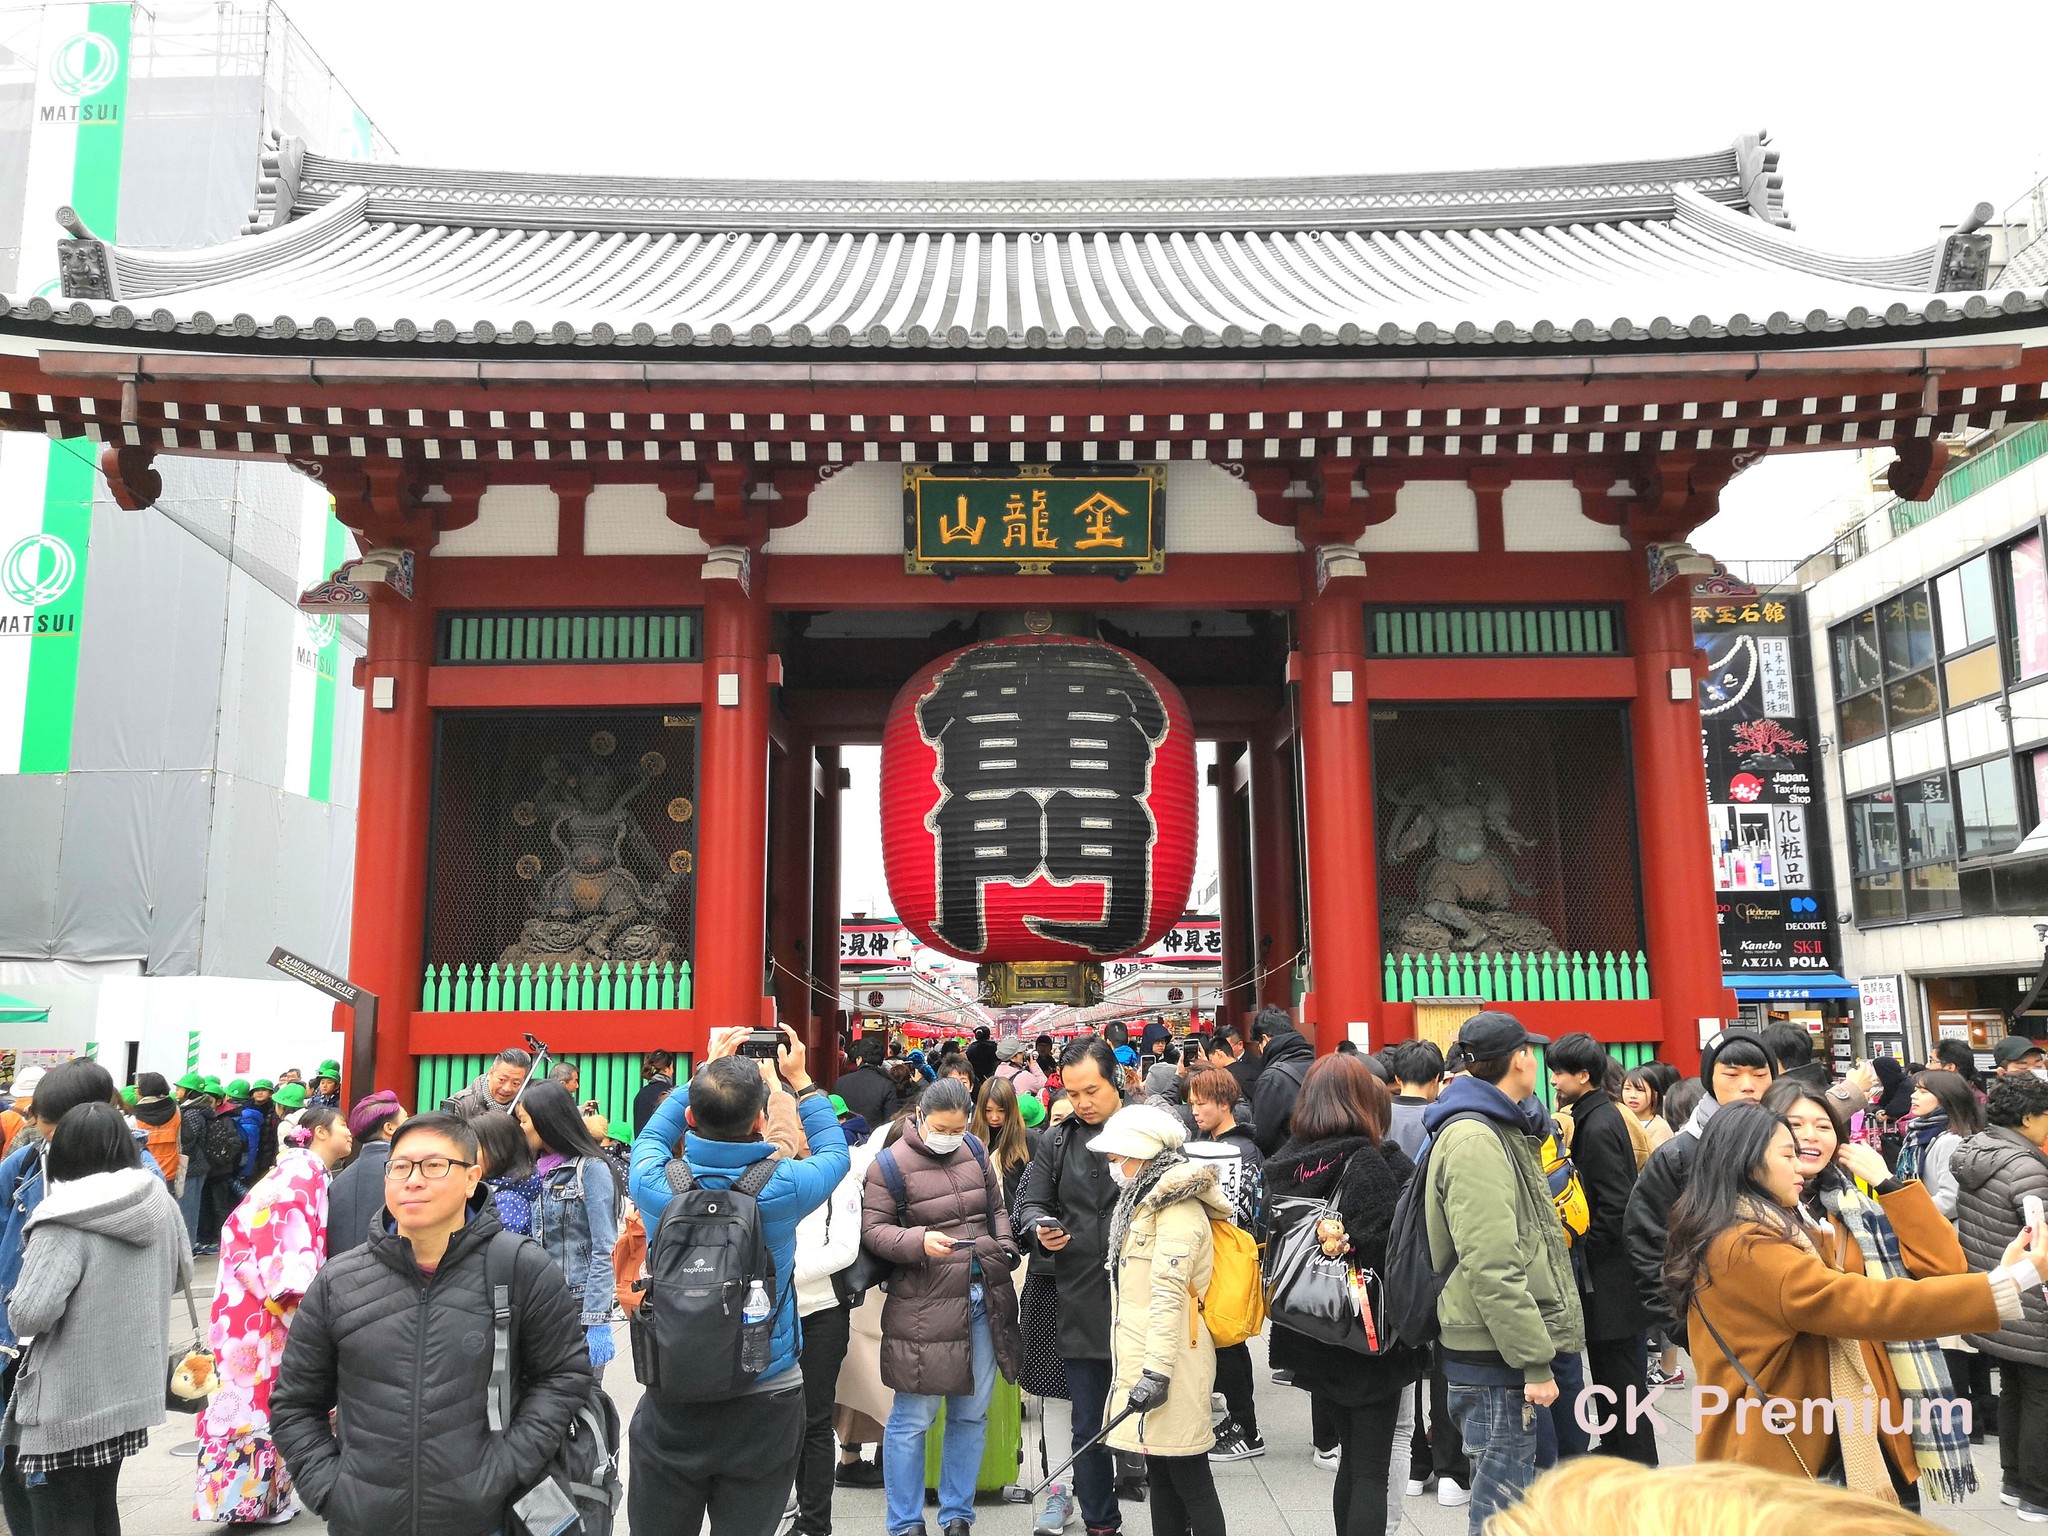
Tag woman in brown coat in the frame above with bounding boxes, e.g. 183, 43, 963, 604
1665, 1101, 2048, 1507
859, 1077, 1022, 1536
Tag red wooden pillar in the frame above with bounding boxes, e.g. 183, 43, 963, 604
1296, 570, 1380, 1051
1248, 731, 1301, 1012
811, 745, 845, 1086
694, 562, 773, 1035
768, 732, 815, 1048
1629, 571, 1725, 1076
1210, 743, 1253, 1034
348, 547, 435, 1103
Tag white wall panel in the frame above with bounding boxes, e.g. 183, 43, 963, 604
1360, 481, 1478, 552
1945, 698, 2011, 764
768, 464, 899, 554
434, 485, 558, 556
584, 485, 709, 555
1162, 463, 1296, 552
1890, 718, 1948, 779
1501, 481, 1626, 551
1840, 738, 1891, 795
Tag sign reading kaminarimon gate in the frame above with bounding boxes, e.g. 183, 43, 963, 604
6, 130, 2048, 1102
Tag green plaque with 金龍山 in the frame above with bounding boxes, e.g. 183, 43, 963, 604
904, 465, 1165, 575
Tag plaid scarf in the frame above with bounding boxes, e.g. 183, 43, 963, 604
1894, 1111, 1946, 1184
1816, 1175, 1977, 1503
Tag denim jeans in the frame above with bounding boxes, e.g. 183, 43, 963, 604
1061, 1355, 1119, 1532
883, 1291, 995, 1532
176, 1173, 206, 1244
1535, 1350, 1588, 1466
1446, 1384, 1539, 1536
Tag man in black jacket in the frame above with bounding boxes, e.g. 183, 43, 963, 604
966, 1024, 998, 1088
1016, 1037, 1128, 1535
1248, 1009, 1313, 1155
833, 1036, 901, 1127
1762, 1021, 1830, 1090
1547, 1033, 1655, 1465
272, 1113, 592, 1536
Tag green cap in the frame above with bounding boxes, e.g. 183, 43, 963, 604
318, 1060, 341, 1080
120, 1085, 138, 1105
607, 1119, 632, 1144
1017, 1093, 1046, 1128
202, 1076, 224, 1096
176, 1072, 206, 1093
274, 1083, 308, 1109
226, 1078, 250, 1099
252, 1078, 274, 1093
829, 1094, 850, 1118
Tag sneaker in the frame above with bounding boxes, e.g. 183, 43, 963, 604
1437, 1479, 1471, 1508
1405, 1476, 1434, 1497
1270, 1368, 1295, 1385
1311, 1446, 1339, 1471
1208, 1421, 1265, 1462
2018, 1501, 2048, 1525
2003, 1484, 2021, 1507
836, 1460, 884, 1489
1034, 1485, 1074, 1536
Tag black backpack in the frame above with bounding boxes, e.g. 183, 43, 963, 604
628, 1156, 780, 1403
203, 1108, 245, 1174
1381, 1110, 1503, 1348
483, 1233, 624, 1536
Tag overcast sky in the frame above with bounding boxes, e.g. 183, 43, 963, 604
277, 0, 2048, 916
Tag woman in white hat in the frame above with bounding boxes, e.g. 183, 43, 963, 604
1090, 1103, 1234, 1536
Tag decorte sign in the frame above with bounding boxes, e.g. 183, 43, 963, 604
904, 466, 1165, 575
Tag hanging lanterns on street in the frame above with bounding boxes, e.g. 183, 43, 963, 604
880, 634, 1199, 963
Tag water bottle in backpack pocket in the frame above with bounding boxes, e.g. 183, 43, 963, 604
630, 1156, 781, 1402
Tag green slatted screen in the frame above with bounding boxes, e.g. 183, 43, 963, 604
1384, 950, 1650, 1003
439, 610, 699, 665
413, 1051, 692, 1129
1526, 1041, 1664, 1110
1366, 605, 1624, 657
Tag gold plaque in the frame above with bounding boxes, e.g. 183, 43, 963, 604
515, 854, 541, 880
589, 730, 617, 757
641, 751, 666, 776
667, 796, 695, 823
669, 849, 694, 875
512, 801, 537, 827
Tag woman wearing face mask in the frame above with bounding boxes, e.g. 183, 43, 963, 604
1666, 1099, 2048, 1507
1757, 1078, 1976, 1509
858, 1076, 1023, 1536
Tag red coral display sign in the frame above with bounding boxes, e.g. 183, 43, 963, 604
880, 635, 1199, 963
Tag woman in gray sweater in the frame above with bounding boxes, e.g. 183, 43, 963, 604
3, 1101, 192, 1536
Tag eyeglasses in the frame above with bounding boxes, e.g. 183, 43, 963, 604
384, 1156, 476, 1181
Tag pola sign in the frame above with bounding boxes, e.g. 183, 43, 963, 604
880, 635, 1198, 963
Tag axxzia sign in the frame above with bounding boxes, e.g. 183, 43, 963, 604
42, 31, 121, 120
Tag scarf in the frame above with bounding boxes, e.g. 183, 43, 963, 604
1814, 1176, 1975, 1503
1894, 1112, 1946, 1184
1106, 1150, 1181, 1268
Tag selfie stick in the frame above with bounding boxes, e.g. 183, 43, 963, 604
1024, 1403, 1141, 1501
505, 1031, 551, 1113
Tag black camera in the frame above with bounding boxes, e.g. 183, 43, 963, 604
738, 1029, 785, 1060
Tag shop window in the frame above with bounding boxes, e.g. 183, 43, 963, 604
1956, 757, 2023, 855
1899, 776, 1956, 864
1831, 610, 1882, 697
1906, 861, 1961, 916
1945, 645, 2003, 707
1936, 555, 2000, 653
2007, 532, 2048, 681
1838, 689, 1886, 747
1849, 791, 1899, 873
1884, 669, 1941, 730
1878, 585, 1935, 678
1853, 871, 1906, 923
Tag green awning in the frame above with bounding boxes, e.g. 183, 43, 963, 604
0, 994, 49, 1025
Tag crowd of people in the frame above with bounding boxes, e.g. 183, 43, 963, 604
0, 1012, 2041, 1536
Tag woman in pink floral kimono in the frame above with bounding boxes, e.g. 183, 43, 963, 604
193, 1106, 352, 1525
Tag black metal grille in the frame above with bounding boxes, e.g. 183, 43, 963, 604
1373, 704, 1644, 964
426, 710, 700, 982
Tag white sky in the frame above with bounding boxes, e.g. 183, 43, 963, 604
275, 0, 2048, 914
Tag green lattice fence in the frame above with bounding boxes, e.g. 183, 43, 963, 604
414, 1050, 689, 1131
439, 610, 698, 664
420, 960, 693, 1012
1367, 605, 1623, 658
1384, 949, 1650, 1003
1528, 1040, 1663, 1110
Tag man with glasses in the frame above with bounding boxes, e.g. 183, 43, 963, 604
272, 1112, 592, 1536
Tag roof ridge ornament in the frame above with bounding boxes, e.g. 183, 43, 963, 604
54, 205, 113, 300
242, 133, 305, 237
1731, 130, 1792, 230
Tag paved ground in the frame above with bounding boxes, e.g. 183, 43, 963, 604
116, 1256, 2038, 1535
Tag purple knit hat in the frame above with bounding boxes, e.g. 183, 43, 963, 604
347, 1089, 403, 1141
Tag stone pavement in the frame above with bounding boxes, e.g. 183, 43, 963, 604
117, 1256, 2037, 1535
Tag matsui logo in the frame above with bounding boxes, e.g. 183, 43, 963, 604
1, 534, 79, 627
42, 32, 121, 122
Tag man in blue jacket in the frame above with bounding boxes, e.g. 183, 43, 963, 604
630, 1025, 848, 1536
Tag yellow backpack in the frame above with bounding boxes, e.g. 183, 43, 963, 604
1543, 1111, 1591, 1247
1191, 1217, 1267, 1348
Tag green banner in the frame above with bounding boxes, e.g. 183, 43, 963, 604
904, 467, 1164, 575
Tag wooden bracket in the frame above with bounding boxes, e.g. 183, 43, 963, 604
98, 443, 161, 511
1886, 436, 1952, 502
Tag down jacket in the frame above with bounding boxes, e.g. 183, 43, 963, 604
1952, 1126, 2048, 1368
1105, 1158, 1232, 1458
1015, 1114, 1119, 1359
270, 1202, 592, 1536
859, 1118, 1022, 1397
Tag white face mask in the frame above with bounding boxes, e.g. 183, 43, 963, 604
922, 1125, 965, 1156
1108, 1161, 1137, 1188
2034, 1067, 2048, 1083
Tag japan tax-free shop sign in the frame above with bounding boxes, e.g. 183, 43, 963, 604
0, 4, 129, 774
904, 466, 1165, 576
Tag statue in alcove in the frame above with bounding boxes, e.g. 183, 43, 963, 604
496, 734, 686, 969
1382, 755, 1562, 955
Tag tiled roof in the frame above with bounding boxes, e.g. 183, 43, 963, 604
22, 135, 2048, 357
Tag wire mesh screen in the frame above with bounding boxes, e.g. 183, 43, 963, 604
427, 710, 700, 986
1374, 705, 1644, 982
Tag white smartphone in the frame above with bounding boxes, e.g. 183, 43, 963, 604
2025, 1193, 2045, 1235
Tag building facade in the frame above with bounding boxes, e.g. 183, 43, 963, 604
6, 134, 2047, 1105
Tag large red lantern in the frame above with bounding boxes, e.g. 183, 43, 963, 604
881, 635, 1199, 963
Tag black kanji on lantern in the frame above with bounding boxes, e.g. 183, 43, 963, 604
915, 642, 1170, 956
